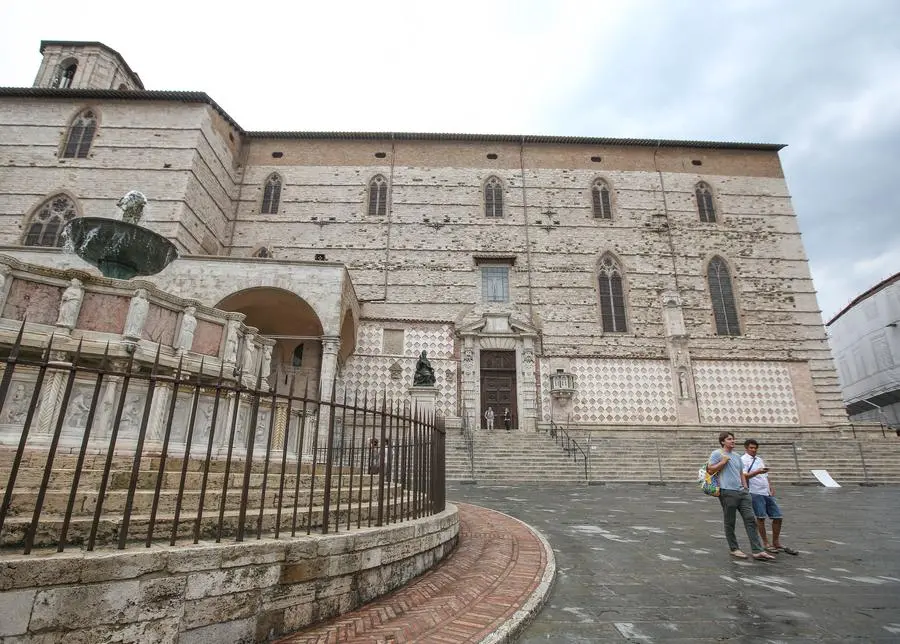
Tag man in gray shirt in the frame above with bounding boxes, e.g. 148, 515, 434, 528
707, 431, 776, 561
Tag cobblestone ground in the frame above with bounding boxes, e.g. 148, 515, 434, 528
449, 482, 900, 643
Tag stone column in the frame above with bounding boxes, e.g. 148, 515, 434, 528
35, 350, 70, 437
519, 336, 538, 432
316, 337, 340, 442
459, 336, 478, 431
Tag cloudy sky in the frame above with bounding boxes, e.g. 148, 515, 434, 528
1, 0, 897, 322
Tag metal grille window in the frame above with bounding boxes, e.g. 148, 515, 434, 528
481, 265, 509, 302
598, 255, 627, 332
368, 175, 388, 216
708, 256, 740, 336
696, 182, 716, 223
484, 177, 503, 218
592, 179, 612, 219
61, 110, 96, 159
23, 195, 77, 247
261, 174, 282, 214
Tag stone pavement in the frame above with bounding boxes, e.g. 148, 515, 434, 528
276, 502, 555, 643
450, 482, 900, 643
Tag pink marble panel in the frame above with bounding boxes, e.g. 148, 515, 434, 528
193, 319, 224, 356
77, 292, 129, 333
2, 280, 62, 326
143, 304, 177, 345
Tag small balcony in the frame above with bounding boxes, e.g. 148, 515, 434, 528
549, 369, 576, 400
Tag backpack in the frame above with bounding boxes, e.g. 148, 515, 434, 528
698, 451, 721, 496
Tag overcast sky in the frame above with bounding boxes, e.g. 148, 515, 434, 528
1, 0, 897, 322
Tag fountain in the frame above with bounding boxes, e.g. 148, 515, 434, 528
63, 191, 178, 279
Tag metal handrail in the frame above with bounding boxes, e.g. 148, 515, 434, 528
549, 420, 588, 481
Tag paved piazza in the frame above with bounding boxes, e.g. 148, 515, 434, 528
449, 482, 900, 643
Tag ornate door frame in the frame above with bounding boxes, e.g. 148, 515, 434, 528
458, 313, 539, 432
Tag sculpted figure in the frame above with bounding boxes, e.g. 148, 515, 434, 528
0, 264, 10, 293
116, 191, 147, 224
56, 278, 84, 329
223, 321, 239, 364
124, 289, 149, 339
242, 333, 256, 375
413, 350, 436, 387
176, 306, 197, 352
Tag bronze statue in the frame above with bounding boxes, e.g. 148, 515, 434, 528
413, 350, 436, 386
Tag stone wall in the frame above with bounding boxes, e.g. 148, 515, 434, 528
0, 506, 459, 642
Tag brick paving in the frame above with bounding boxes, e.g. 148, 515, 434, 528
276, 502, 554, 643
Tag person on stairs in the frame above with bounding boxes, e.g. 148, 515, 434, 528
484, 406, 495, 431
503, 408, 511, 432
741, 438, 799, 556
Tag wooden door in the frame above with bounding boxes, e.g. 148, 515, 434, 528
480, 350, 517, 429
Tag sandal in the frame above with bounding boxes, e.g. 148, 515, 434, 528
753, 552, 776, 561
765, 546, 779, 553
730, 549, 748, 559
777, 546, 799, 555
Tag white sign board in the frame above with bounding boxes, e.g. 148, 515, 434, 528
810, 469, 841, 488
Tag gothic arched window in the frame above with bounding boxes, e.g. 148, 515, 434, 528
484, 176, 503, 218
292, 344, 304, 367
591, 179, 612, 219
696, 182, 716, 223
61, 109, 97, 159
708, 256, 741, 336
23, 194, 78, 247
367, 175, 388, 216
598, 255, 627, 332
261, 174, 282, 214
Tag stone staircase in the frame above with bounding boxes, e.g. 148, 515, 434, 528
0, 449, 413, 550
446, 426, 900, 485
446, 430, 588, 482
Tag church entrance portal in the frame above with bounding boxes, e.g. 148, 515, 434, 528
480, 350, 516, 429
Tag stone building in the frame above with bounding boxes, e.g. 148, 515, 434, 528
826, 272, 900, 427
0, 40, 847, 434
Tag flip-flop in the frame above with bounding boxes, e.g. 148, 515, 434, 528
753, 552, 776, 561
765, 546, 779, 553
730, 549, 748, 559
779, 546, 799, 555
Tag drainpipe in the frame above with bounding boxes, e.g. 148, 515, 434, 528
381, 134, 397, 301
519, 137, 535, 320
652, 140, 681, 291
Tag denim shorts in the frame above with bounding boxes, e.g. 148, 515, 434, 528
750, 493, 782, 519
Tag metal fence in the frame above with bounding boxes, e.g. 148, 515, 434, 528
0, 328, 445, 554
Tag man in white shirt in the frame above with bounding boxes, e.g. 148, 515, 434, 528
741, 439, 799, 555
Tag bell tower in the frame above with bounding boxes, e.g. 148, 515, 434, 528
33, 40, 144, 90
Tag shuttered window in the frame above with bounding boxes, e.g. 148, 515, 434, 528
592, 179, 612, 219
708, 256, 741, 335
598, 255, 627, 332
61, 110, 96, 159
368, 175, 388, 216
696, 182, 716, 223
484, 177, 503, 217
261, 174, 282, 214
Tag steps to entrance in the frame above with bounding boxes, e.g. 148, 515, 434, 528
446, 429, 900, 485
446, 431, 587, 482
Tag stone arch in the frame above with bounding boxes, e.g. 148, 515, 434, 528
216, 287, 325, 395
339, 308, 357, 363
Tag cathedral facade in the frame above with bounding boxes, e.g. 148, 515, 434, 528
0, 40, 847, 433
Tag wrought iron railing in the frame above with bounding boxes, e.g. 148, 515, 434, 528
0, 327, 445, 554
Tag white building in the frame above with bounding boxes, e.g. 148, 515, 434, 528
827, 272, 900, 427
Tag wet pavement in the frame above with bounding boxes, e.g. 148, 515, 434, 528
448, 482, 900, 643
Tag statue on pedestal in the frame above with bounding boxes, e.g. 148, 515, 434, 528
176, 306, 196, 352
56, 278, 84, 329
413, 350, 436, 386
